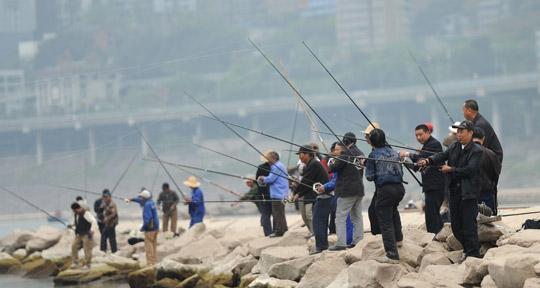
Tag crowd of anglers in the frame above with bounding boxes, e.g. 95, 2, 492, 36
65, 98, 503, 269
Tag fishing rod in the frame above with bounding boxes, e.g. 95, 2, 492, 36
50, 183, 125, 201
302, 41, 423, 186
0, 185, 72, 229
336, 115, 417, 148
111, 150, 140, 193
315, 130, 438, 155
286, 103, 300, 168
143, 158, 256, 181
135, 126, 187, 200
185, 91, 292, 179
201, 116, 365, 169
281, 149, 412, 165
407, 49, 455, 124
193, 143, 315, 190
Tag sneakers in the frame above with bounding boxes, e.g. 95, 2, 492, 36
396, 241, 403, 248
328, 245, 347, 251
173, 233, 180, 238
375, 256, 400, 264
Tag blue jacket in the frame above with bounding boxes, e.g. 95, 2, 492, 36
263, 161, 289, 199
323, 172, 338, 192
131, 197, 159, 232
365, 147, 403, 187
189, 187, 205, 222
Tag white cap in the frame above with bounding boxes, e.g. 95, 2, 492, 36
139, 189, 151, 199
448, 121, 461, 134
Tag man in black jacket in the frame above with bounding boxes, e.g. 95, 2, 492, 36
463, 99, 503, 163
400, 124, 445, 233
418, 120, 483, 260
328, 133, 365, 251
255, 155, 273, 236
293, 145, 329, 243
472, 127, 502, 214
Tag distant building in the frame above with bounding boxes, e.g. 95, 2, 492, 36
299, 0, 336, 18
0, 0, 36, 34
0, 70, 26, 117
336, 0, 410, 51
476, 0, 510, 33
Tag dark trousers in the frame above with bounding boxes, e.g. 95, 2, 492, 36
368, 191, 381, 235
375, 184, 405, 260
256, 202, 273, 236
271, 199, 288, 236
450, 193, 479, 257
98, 222, 105, 234
313, 197, 332, 251
424, 190, 444, 234
329, 196, 337, 234
100, 225, 117, 253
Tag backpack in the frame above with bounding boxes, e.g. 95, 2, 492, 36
522, 219, 540, 230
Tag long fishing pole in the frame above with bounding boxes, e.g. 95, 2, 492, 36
0, 185, 72, 229
302, 41, 423, 186
143, 158, 256, 181
51, 183, 125, 201
111, 150, 139, 193
407, 49, 455, 124
286, 103, 300, 168
135, 126, 186, 199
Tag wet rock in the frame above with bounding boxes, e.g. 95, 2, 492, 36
94, 254, 139, 272
327, 259, 407, 288
177, 274, 200, 288
128, 266, 156, 288
258, 246, 309, 274
419, 252, 452, 272
296, 255, 347, 288
156, 259, 208, 281
247, 274, 298, 288
239, 273, 258, 288
53, 263, 118, 285
0, 252, 21, 272
20, 257, 59, 278
268, 255, 319, 281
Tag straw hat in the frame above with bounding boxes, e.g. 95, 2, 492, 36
183, 176, 201, 188
363, 122, 381, 135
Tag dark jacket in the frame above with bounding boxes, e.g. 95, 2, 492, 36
329, 144, 365, 198
94, 198, 104, 223
157, 190, 179, 214
478, 145, 502, 195
102, 201, 118, 228
410, 136, 445, 192
294, 158, 329, 202
428, 141, 483, 200
365, 147, 403, 187
256, 162, 271, 199
473, 113, 503, 163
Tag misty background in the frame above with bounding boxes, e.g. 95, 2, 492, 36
0, 0, 538, 216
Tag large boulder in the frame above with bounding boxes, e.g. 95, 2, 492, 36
327, 259, 407, 288
462, 257, 488, 285
12, 249, 27, 261
344, 235, 385, 264
398, 240, 424, 268
524, 278, 540, 288
25, 226, 62, 253
496, 229, 540, 248
434, 223, 452, 242
53, 263, 118, 285
418, 264, 465, 287
246, 231, 307, 257
248, 274, 297, 288
157, 223, 206, 259
19, 257, 59, 278
419, 252, 452, 272
128, 266, 156, 288
488, 252, 540, 288
165, 235, 228, 264
296, 255, 348, 288
446, 234, 463, 251
402, 226, 435, 247
93, 254, 140, 272
418, 241, 449, 264
258, 246, 309, 274
0, 230, 35, 253
41, 230, 73, 262
480, 275, 497, 288
268, 255, 319, 281
0, 252, 21, 272
156, 259, 208, 282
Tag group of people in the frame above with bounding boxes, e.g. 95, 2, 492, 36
68, 176, 206, 269
242, 99, 503, 264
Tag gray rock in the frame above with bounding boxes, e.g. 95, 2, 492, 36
418, 241, 449, 264
446, 234, 463, 251
435, 223, 452, 242
296, 255, 347, 288
478, 223, 507, 243
258, 246, 309, 274
462, 257, 488, 285
419, 252, 452, 272
480, 275, 497, 288
0, 230, 35, 253
25, 227, 62, 253
344, 235, 385, 264
248, 274, 298, 288
524, 278, 540, 288
327, 259, 407, 288
496, 229, 540, 248
165, 235, 228, 264
247, 231, 307, 258
268, 255, 319, 281
488, 253, 540, 288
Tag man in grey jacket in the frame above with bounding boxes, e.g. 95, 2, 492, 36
328, 132, 365, 251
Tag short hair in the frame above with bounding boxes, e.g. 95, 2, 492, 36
71, 202, 81, 210
415, 124, 430, 133
473, 127, 485, 139
342, 132, 357, 146
330, 141, 338, 152
310, 143, 319, 151
76, 196, 83, 201
268, 151, 280, 161
464, 99, 479, 111
368, 129, 386, 148
162, 183, 169, 189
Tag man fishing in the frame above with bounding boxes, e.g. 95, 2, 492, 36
100, 189, 118, 253
157, 182, 180, 236
183, 176, 205, 227
258, 151, 289, 237
70, 202, 98, 269
125, 189, 159, 266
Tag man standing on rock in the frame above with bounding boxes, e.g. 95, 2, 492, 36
258, 151, 289, 237
418, 120, 483, 261
70, 202, 98, 269
365, 129, 406, 264
472, 127, 501, 214
255, 152, 273, 236
100, 189, 118, 253
183, 176, 205, 228
125, 189, 160, 266
400, 124, 445, 234
157, 182, 180, 236
328, 132, 365, 251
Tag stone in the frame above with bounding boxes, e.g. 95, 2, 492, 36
403, 226, 435, 247
246, 231, 307, 257
53, 263, 118, 285
524, 278, 540, 288
480, 275, 497, 288
128, 266, 156, 288
165, 235, 228, 264
12, 249, 27, 261
446, 251, 464, 264
177, 274, 200, 288
239, 273, 258, 288
397, 272, 440, 288
153, 277, 180, 288
535, 263, 540, 275
156, 223, 206, 260
41, 230, 73, 262
258, 246, 309, 274
0, 252, 21, 272
398, 240, 424, 268
247, 274, 298, 288
156, 259, 208, 281
462, 257, 488, 285
420, 264, 465, 287
268, 255, 318, 281
477, 223, 507, 243
25, 226, 62, 253
344, 235, 385, 264
446, 234, 463, 251
419, 252, 452, 272
207, 255, 258, 287
94, 254, 139, 272
0, 230, 35, 253
327, 259, 407, 288
488, 253, 540, 288
496, 229, 540, 248
435, 223, 452, 242
296, 255, 348, 288
20, 257, 59, 278
418, 241, 449, 264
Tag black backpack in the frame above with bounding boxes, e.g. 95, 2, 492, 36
522, 219, 540, 230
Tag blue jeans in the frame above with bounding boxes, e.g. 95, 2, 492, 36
256, 202, 273, 236
313, 197, 332, 251
189, 213, 204, 227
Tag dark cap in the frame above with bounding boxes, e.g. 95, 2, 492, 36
102, 189, 111, 197
342, 132, 357, 146
451, 120, 475, 131
296, 144, 314, 155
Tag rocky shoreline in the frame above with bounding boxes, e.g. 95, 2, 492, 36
0, 209, 540, 288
